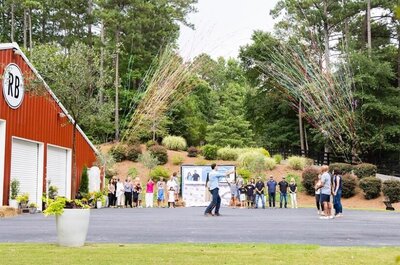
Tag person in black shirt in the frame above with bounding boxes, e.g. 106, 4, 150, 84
245, 181, 255, 208
238, 186, 247, 208
278, 177, 289, 208
254, 177, 265, 209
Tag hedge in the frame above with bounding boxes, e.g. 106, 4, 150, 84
342, 173, 358, 198
202, 144, 219, 160
148, 145, 168, 165
126, 144, 142, 162
301, 166, 320, 195
329, 163, 353, 174
359, 177, 382, 200
288, 156, 306, 170
353, 163, 377, 179
162, 136, 187, 151
382, 179, 400, 203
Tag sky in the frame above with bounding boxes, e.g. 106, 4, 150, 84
178, 0, 279, 60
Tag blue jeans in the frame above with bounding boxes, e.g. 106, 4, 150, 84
255, 194, 265, 208
333, 190, 343, 214
205, 188, 221, 214
280, 193, 287, 208
268, 192, 276, 207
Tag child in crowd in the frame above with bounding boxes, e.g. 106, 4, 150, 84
157, 177, 166, 208
168, 187, 175, 208
238, 185, 246, 208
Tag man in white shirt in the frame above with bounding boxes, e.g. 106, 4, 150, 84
204, 163, 233, 217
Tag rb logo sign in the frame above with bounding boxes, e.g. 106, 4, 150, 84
2, 63, 24, 109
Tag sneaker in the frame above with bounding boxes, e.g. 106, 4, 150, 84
215, 213, 221, 216
204, 213, 213, 217
319, 216, 329, 219
329, 215, 335, 219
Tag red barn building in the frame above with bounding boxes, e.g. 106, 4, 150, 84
0, 43, 98, 209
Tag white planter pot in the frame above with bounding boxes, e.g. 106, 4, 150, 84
56, 209, 90, 247
96, 201, 102, 209
9, 199, 18, 209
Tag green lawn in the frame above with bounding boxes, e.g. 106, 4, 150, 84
1, 243, 400, 265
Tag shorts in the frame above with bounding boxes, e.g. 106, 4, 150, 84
320, 194, 330, 203
157, 189, 164, 201
240, 194, 246, 202
247, 195, 254, 202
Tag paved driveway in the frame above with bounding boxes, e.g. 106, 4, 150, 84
1, 207, 399, 246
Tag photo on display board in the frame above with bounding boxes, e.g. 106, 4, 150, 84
181, 165, 236, 185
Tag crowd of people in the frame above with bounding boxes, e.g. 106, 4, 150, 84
105, 163, 343, 220
106, 172, 180, 208
314, 165, 343, 219
228, 175, 298, 209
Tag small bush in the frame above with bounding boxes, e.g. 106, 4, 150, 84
353, 163, 377, 179
138, 152, 158, 171
162, 135, 187, 151
146, 140, 158, 148
273, 154, 283, 164
237, 168, 252, 181
329, 163, 353, 174
342, 173, 358, 198
187, 146, 199, 157
149, 166, 170, 182
148, 145, 168, 165
128, 167, 138, 178
265, 157, 277, 170
256, 148, 270, 157
302, 166, 320, 195
288, 156, 306, 170
78, 166, 89, 195
359, 177, 382, 200
217, 147, 239, 161
202, 144, 219, 160
172, 155, 185, 165
126, 144, 142, 162
237, 151, 267, 175
109, 144, 127, 162
305, 158, 314, 167
382, 179, 400, 203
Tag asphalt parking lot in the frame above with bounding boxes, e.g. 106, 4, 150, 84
1, 207, 399, 246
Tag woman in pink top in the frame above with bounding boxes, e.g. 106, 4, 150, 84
145, 178, 155, 208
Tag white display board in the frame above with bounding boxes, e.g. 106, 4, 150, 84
181, 165, 235, 207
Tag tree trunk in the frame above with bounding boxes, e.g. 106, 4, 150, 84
29, 9, 32, 56
323, 0, 330, 71
100, 22, 105, 104
71, 121, 78, 199
366, 0, 372, 56
87, 0, 93, 47
11, 1, 14, 42
23, 9, 27, 49
298, 99, 305, 156
343, 0, 349, 52
397, 25, 400, 89
115, 29, 120, 142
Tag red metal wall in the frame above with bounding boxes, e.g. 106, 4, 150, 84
0, 49, 97, 204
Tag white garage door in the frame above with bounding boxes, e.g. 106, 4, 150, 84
10, 138, 40, 206
47, 146, 69, 198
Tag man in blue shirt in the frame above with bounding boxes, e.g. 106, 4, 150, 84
204, 163, 233, 216
266, 175, 277, 208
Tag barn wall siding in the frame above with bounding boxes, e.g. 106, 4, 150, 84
0, 48, 96, 204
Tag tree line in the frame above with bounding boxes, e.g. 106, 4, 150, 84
1, 0, 399, 164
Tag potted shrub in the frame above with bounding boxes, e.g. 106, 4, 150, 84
29, 203, 38, 214
9, 179, 20, 208
44, 197, 90, 247
93, 190, 106, 209
16, 193, 29, 209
